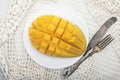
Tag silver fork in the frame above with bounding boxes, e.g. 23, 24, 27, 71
87, 34, 114, 56
61, 34, 114, 79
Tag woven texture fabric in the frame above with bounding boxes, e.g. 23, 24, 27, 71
0, 0, 120, 80
0, 0, 36, 46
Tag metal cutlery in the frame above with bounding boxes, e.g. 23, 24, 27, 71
61, 17, 117, 79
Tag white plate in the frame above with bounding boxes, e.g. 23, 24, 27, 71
23, 3, 89, 69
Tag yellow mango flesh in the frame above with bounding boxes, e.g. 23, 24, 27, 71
29, 15, 86, 58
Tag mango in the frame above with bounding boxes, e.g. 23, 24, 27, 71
29, 15, 86, 58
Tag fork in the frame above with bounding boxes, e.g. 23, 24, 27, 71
86, 34, 114, 56
61, 34, 114, 79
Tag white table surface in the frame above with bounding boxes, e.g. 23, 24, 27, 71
0, 0, 10, 79
0, 0, 10, 17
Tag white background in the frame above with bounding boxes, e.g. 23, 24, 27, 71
0, 0, 10, 17
0, 0, 10, 80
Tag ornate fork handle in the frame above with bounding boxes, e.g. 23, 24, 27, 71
61, 50, 98, 79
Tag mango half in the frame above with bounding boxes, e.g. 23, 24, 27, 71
29, 15, 86, 58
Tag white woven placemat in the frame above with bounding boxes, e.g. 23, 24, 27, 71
0, 0, 120, 80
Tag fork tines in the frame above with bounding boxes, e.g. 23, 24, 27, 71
97, 34, 114, 50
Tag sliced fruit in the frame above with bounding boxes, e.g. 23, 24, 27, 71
29, 15, 86, 58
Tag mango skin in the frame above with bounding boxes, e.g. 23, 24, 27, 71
29, 15, 86, 58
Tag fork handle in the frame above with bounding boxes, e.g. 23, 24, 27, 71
61, 50, 98, 79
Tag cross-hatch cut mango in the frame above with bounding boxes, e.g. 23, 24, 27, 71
29, 15, 86, 58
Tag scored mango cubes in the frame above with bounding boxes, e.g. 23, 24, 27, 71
29, 15, 86, 58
